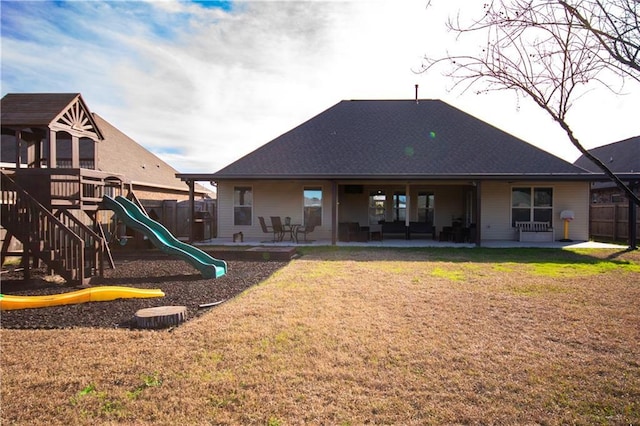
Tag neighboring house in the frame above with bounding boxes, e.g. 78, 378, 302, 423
178, 99, 606, 245
573, 136, 640, 203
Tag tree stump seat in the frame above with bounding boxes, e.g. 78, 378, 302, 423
135, 305, 187, 329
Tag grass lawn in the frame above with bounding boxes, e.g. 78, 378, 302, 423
1, 247, 639, 425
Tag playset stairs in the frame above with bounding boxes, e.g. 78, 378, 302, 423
1, 172, 106, 285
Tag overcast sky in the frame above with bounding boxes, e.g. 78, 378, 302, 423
2, 0, 639, 176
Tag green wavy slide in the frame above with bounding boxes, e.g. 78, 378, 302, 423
103, 195, 227, 279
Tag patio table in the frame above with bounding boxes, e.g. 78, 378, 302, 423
282, 224, 300, 242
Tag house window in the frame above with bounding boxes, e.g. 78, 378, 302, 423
304, 187, 322, 226
512, 187, 553, 226
369, 190, 386, 224
393, 192, 406, 222
233, 186, 252, 226
417, 192, 435, 224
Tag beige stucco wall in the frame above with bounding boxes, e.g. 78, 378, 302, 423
217, 179, 591, 242
217, 180, 334, 241
480, 180, 590, 241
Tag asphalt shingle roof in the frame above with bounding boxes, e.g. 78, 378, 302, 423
574, 136, 640, 173
92, 113, 192, 191
212, 99, 586, 179
1, 93, 84, 126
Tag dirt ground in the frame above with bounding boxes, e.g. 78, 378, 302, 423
0, 254, 287, 329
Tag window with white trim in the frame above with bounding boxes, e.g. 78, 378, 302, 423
511, 187, 553, 227
304, 187, 322, 226
233, 186, 252, 226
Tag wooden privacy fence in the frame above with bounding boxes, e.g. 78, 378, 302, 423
590, 203, 640, 242
140, 199, 217, 241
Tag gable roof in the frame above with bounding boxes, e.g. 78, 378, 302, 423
1, 93, 79, 125
210, 99, 589, 180
573, 136, 640, 173
1, 93, 103, 139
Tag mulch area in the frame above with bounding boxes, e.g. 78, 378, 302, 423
0, 253, 287, 330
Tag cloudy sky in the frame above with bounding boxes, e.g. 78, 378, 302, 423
2, 0, 639, 176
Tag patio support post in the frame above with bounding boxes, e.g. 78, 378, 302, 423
629, 181, 638, 250
475, 180, 482, 247
405, 183, 411, 239
188, 179, 195, 243
331, 180, 337, 245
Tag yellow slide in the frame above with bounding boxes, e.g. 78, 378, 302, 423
0, 286, 165, 310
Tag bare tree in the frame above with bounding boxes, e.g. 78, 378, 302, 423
421, 0, 640, 206
560, 0, 640, 76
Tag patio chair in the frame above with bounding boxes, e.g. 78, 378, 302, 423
347, 222, 369, 242
259, 216, 280, 242
295, 224, 316, 243
269, 216, 286, 241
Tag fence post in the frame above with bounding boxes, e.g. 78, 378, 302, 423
629, 181, 638, 250
613, 204, 618, 241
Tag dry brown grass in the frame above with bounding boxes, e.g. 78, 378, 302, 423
2, 248, 639, 425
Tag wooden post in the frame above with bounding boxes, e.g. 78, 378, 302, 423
405, 183, 410, 239
27, 136, 36, 168
475, 181, 482, 247
14, 129, 22, 168
613, 204, 618, 241
71, 135, 80, 168
331, 180, 337, 245
22, 212, 31, 282
188, 179, 195, 243
48, 129, 57, 168
629, 181, 638, 250
93, 140, 98, 171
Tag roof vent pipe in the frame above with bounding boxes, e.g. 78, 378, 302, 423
415, 84, 419, 104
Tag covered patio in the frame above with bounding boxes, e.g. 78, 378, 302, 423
195, 236, 626, 250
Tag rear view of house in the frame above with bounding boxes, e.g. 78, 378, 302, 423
179, 99, 602, 245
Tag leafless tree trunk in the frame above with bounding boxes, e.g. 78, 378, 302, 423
421, 0, 639, 207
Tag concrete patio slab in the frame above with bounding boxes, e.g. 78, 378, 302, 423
196, 238, 629, 250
